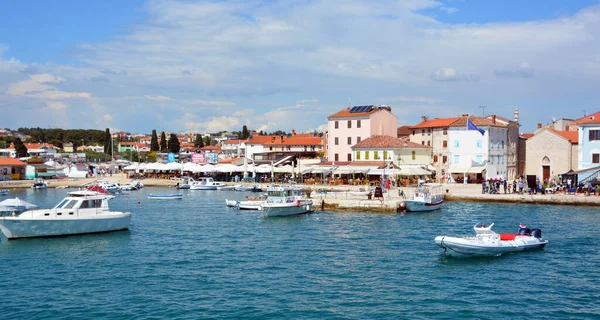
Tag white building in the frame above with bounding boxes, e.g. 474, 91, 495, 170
447, 115, 509, 182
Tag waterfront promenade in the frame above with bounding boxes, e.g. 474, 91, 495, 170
3, 176, 600, 210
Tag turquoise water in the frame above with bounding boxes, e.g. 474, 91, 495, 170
1, 188, 599, 319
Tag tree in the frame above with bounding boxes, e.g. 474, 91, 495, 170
241, 125, 250, 139
13, 138, 28, 157
168, 133, 180, 153
147, 151, 157, 162
159, 131, 167, 152
204, 136, 211, 146
194, 134, 204, 148
150, 129, 159, 151
104, 128, 111, 155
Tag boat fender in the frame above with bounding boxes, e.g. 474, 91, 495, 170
296, 200, 301, 207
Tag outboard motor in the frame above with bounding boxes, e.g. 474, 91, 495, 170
530, 228, 542, 238
519, 227, 531, 235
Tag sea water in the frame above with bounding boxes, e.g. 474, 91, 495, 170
1, 187, 599, 319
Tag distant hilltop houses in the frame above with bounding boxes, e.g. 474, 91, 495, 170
3, 106, 600, 185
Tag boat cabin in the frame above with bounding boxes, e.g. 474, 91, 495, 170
18, 193, 114, 218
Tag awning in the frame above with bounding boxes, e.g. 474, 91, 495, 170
397, 165, 432, 176
333, 166, 374, 174
273, 155, 293, 166
37, 172, 57, 177
309, 166, 335, 174
448, 166, 485, 174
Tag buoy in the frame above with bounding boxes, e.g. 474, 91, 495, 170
138, 200, 141, 204
399, 202, 407, 211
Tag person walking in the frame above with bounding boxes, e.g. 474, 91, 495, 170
503, 179, 507, 194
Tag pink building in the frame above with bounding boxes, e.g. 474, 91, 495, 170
327, 105, 398, 162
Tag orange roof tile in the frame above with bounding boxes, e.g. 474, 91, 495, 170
328, 107, 378, 119
574, 111, 600, 125
410, 117, 460, 129
397, 126, 411, 136
0, 158, 27, 166
520, 133, 534, 139
549, 129, 578, 143
449, 116, 507, 128
281, 137, 322, 146
352, 135, 430, 149
222, 139, 246, 144
24, 143, 55, 149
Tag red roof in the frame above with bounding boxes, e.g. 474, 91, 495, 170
549, 129, 578, 143
520, 133, 534, 139
397, 126, 411, 136
352, 135, 430, 149
222, 139, 246, 144
328, 107, 378, 119
574, 111, 600, 125
449, 116, 507, 128
410, 117, 460, 129
0, 158, 27, 166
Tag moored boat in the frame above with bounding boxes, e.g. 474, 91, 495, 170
147, 193, 183, 200
190, 177, 220, 190
403, 183, 444, 212
31, 178, 48, 190
259, 186, 313, 217
434, 222, 548, 257
0, 191, 131, 239
0, 189, 9, 196
236, 195, 268, 210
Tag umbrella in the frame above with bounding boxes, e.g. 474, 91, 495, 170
0, 197, 38, 210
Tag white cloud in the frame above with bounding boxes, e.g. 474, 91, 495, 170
103, 114, 113, 121
431, 68, 479, 82
495, 62, 534, 78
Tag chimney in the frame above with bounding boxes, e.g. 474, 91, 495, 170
537, 123, 542, 129
421, 116, 428, 123
292, 129, 296, 135
492, 115, 496, 124
565, 125, 570, 131
462, 113, 469, 117
514, 107, 519, 122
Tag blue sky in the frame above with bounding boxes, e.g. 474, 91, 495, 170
1, 0, 599, 134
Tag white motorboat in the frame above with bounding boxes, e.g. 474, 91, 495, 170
259, 186, 313, 217
216, 183, 235, 191
0, 189, 9, 196
95, 180, 120, 192
235, 195, 268, 210
190, 177, 220, 190
31, 178, 48, 190
176, 177, 194, 189
403, 183, 444, 212
225, 199, 239, 207
0, 191, 131, 240
234, 184, 262, 192
147, 193, 183, 200
119, 180, 143, 191
434, 223, 548, 257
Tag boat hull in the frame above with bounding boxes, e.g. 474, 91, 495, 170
0, 214, 131, 239
434, 235, 548, 257
147, 194, 183, 200
404, 199, 444, 212
238, 201, 265, 210
190, 186, 217, 190
260, 200, 314, 217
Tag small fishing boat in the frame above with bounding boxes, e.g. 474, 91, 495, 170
176, 177, 194, 189
147, 193, 183, 200
236, 195, 268, 210
0, 189, 9, 196
225, 199, 239, 207
189, 177, 220, 190
31, 178, 48, 190
217, 183, 236, 191
402, 183, 444, 212
434, 223, 548, 257
234, 184, 262, 192
259, 186, 313, 217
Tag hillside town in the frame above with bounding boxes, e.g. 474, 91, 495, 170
1, 105, 599, 191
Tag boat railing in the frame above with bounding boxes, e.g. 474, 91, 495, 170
23, 207, 108, 218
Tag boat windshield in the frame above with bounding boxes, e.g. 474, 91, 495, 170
53, 199, 70, 209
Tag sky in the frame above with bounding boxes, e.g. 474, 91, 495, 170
1, 0, 599, 135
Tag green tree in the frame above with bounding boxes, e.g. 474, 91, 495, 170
194, 134, 204, 148
104, 128, 111, 154
150, 129, 159, 151
204, 136, 211, 146
13, 138, 28, 157
241, 125, 249, 139
159, 132, 167, 152
168, 133, 180, 153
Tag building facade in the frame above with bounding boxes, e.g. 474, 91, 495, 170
525, 129, 577, 181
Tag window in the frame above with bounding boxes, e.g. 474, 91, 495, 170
454, 140, 460, 148
443, 140, 447, 148
335, 121, 339, 129
356, 151, 361, 160
421, 141, 425, 145
412, 130, 415, 135
347, 153, 352, 161
427, 141, 431, 146
64, 201, 77, 209
476, 155, 483, 163
383, 150, 388, 160
287, 146, 291, 151
501, 141, 505, 149
443, 156, 447, 163
433, 155, 438, 162
476, 140, 482, 148
374, 151, 379, 160
590, 130, 600, 141
365, 151, 370, 160
335, 137, 339, 145
421, 129, 425, 136
335, 154, 339, 161
490, 140, 494, 149
269, 147, 273, 151
453, 155, 460, 164
490, 155, 494, 164
348, 137, 352, 145
593, 154, 600, 163
497, 141, 501, 149
412, 151, 416, 160
348, 120, 352, 128
357, 137, 361, 143
357, 120, 361, 128
443, 128, 447, 135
